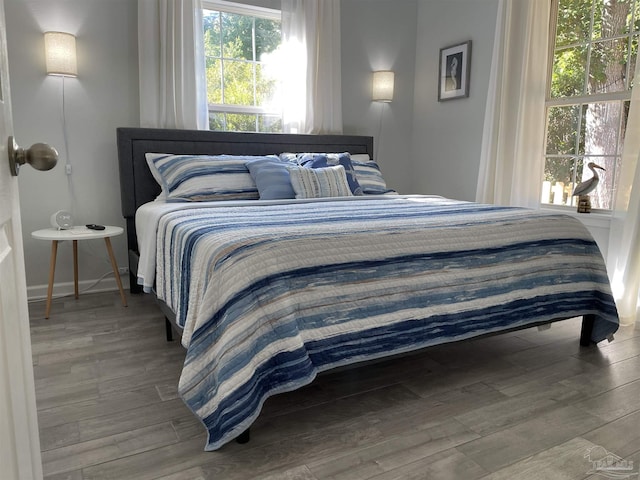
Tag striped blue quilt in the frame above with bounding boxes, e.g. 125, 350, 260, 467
151, 196, 619, 450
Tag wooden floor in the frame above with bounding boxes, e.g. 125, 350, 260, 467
29, 291, 640, 480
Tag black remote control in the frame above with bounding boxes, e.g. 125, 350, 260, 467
86, 224, 105, 230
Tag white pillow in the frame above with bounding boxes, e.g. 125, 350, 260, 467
288, 165, 353, 199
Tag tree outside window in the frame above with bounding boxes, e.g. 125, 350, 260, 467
543, 0, 638, 210
203, 3, 282, 132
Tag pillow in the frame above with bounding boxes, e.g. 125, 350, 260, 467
288, 165, 353, 199
279, 152, 396, 195
145, 153, 271, 202
246, 157, 296, 200
350, 159, 397, 195
279, 152, 302, 164
301, 153, 363, 196
350, 154, 371, 163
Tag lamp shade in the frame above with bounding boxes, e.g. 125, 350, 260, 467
372, 71, 394, 102
44, 32, 77, 77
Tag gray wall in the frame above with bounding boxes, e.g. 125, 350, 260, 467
6, 0, 139, 297
6, 0, 499, 295
341, 0, 418, 195
411, 0, 499, 200
340, 0, 498, 198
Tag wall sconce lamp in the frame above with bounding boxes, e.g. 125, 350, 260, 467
44, 31, 77, 77
372, 71, 394, 102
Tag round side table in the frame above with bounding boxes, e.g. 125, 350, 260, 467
31, 225, 128, 318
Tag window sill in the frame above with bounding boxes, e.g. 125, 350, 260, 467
540, 206, 612, 229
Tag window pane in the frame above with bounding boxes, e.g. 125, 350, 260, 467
223, 60, 255, 105
255, 63, 277, 107
632, 1, 640, 33
631, 35, 638, 87
543, 0, 635, 211
226, 113, 258, 132
581, 101, 623, 155
206, 58, 222, 104
203, 11, 221, 58
556, 0, 591, 47
546, 105, 581, 154
588, 38, 628, 94
542, 156, 579, 205
255, 18, 281, 59
619, 100, 631, 154
551, 46, 587, 97
222, 12, 254, 60
592, 0, 631, 40
208, 112, 225, 131
203, 7, 283, 134
258, 115, 282, 133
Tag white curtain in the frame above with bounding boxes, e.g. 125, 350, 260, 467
475, 0, 550, 208
607, 59, 640, 326
281, 0, 342, 134
138, 0, 208, 129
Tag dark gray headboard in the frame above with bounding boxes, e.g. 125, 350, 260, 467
116, 127, 374, 290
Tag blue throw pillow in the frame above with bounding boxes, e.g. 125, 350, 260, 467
300, 153, 363, 196
246, 158, 296, 200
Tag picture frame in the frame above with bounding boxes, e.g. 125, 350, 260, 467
438, 40, 471, 101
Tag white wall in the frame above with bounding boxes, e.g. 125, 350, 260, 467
341, 0, 418, 195
5, 0, 139, 297
411, 0, 499, 200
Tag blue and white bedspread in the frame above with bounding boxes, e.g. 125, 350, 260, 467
140, 195, 619, 450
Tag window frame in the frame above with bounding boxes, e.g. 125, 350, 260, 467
202, 0, 283, 132
542, 0, 638, 212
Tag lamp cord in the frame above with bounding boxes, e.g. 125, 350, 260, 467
376, 102, 386, 163
28, 269, 126, 303
62, 75, 75, 217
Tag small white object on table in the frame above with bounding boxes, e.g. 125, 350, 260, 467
31, 225, 128, 318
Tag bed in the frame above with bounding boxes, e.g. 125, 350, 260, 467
117, 127, 619, 451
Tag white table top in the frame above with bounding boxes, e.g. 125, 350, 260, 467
32, 225, 124, 241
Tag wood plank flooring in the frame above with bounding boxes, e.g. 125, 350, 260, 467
29, 291, 640, 480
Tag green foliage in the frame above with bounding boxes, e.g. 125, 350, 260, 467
544, 0, 637, 208
203, 8, 281, 132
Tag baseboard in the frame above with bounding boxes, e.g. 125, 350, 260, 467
27, 274, 130, 302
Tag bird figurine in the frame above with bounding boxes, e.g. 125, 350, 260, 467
572, 162, 605, 213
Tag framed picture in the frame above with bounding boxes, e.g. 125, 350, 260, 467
438, 40, 471, 101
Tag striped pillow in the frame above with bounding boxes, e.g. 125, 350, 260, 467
350, 159, 397, 195
145, 153, 270, 202
280, 152, 396, 195
299, 153, 364, 196
288, 165, 353, 199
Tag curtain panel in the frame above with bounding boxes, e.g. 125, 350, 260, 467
281, 0, 343, 134
607, 58, 640, 326
475, 0, 550, 208
138, 0, 208, 130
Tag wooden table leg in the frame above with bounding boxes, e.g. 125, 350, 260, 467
45, 240, 58, 319
104, 237, 128, 307
73, 239, 79, 299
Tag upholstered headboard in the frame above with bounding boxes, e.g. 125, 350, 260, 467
116, 127, 374, 291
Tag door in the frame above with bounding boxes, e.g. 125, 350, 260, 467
0, 0, 44, 478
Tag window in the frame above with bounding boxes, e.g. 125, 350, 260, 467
543, 0, 639, 210
202, 1, 282, 132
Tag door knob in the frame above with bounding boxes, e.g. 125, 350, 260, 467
8, 136, 58, 176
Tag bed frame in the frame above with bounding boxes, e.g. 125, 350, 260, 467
116, 127, 602, 446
